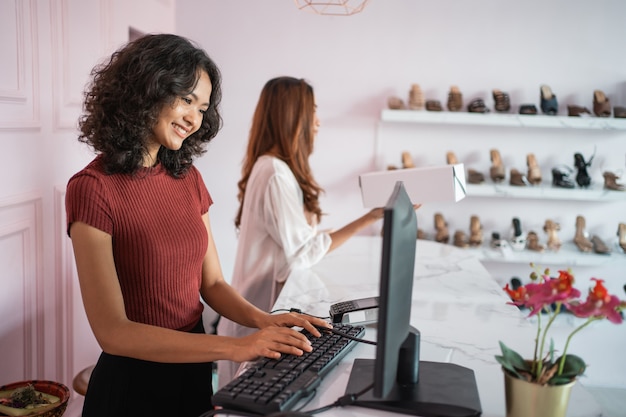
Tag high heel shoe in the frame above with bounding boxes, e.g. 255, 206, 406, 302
593, 90, 611, 117
469, 215, 483, 247
434, 213, 450, 244
573, 215, 594, 252
526, 231, 545, 252
446, 151, 458, 165
467, 98, 489, 113
603, 171, 625, 191
402, 151, 416, 169
574, 152, 593, 188
490, 149, 505, 183
552, 166, 576, 188
447, 85, 463, 112
567, 105, 591, 117
447, 151, 485, 184
426, 100, 443, 111
543, 219, 562, 251
540, 84, 558, 115
510, 217, 526, 251
526, 153, 542, 185
493, 89, 511, 112
617, 223, 626, 253
408, 84, 424, 110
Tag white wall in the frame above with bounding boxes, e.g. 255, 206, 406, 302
176, 0, 626, 388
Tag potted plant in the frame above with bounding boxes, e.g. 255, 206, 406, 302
496, 264, 625, 417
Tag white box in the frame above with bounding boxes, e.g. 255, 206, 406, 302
359, 164, 467, 208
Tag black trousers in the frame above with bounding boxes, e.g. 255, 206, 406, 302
82, 320, 213, 417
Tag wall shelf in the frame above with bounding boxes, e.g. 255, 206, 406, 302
464, 242, 624, 267
381, 109, 626, 131
466, 183, 626, 202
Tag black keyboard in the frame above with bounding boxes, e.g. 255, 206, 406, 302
213, 323, 365, 415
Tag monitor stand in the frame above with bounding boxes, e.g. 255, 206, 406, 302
345, 359, 482, 417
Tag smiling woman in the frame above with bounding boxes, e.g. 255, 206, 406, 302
65, 33, 331, 417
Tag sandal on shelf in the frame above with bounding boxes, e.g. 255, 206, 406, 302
543, 219, 562, 252
540, 84, 558, 115
467, 169, 485, 184
408, 84, 424, 110
510, 218, 526, 251
426, 100, 443, 111
509, 168, 528, 186
446, 151, 458, 165
434, 213, 450, 244
388, 96, 406, 110
492, 89, 511, 112
526, 153, 542, 185
469, 215, 483, 247
552, 166, 576, 188
593, 90, 611, 117
490, 149, 506, 183
467, 98, 489, 113
447, 86, 463, 112
574, 152, 593, 188
573, 215, 594, 253
591, 235, 610, 255
453, 230, 469, 248
402, 151, 416, 169
519, 104, 538, 115
526, 231, 545, 252
618, 223, 626, 253
603, 171, 625, 191
568, 105, 591, 117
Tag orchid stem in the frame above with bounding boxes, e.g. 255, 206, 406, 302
557, 318, 595, 375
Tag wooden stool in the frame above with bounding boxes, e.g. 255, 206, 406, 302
72, 365, 95, 396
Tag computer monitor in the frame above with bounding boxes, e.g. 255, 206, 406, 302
344, 181, 482, 417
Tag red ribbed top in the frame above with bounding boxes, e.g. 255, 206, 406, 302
66, 156, 211, 331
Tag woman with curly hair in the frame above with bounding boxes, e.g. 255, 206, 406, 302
217, 76, 401, 385
65, 35, 330, 417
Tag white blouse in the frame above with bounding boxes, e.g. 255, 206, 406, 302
216, 155, 331, 385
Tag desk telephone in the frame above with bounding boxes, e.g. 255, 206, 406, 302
329, 296, 379, 324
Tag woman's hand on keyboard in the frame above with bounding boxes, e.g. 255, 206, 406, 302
230, 313, 332, 363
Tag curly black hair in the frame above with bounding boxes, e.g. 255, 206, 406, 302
78, 33, 222, 177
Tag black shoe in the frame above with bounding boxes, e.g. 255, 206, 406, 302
552, 166, 575, 188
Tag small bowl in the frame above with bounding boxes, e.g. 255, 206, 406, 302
0, 380, 70, 417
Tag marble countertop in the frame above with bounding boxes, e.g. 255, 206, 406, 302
273, 236, 602, 417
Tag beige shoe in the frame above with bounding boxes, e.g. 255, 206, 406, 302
434, 213, 449, 244
490, 149, 505, 183
408, 84, 424, 110
573, 215, 594, 253
447, 85, 463, 112
526, 153, 542, 185
401, 151, 415, 169
469, 215, 483, 247
543, 219, 561, 251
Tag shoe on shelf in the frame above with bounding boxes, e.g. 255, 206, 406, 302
408, 84, 425, 110
593, 90, 611, 117
469, 215, 483, 247
543, 219, 562, 252
434, 213, 450, 244
426, 100, 443, 111
453, 230, 469, 248
574, 152, 593, 188
519, 104, 538, 115
492, 89, 511, 112
552, 166, 576, 188
617, 223, 626, 253
603, 171, 625, 191
467, 98, 489, 113
388, 96, 406, 110
510, 217, 526, 251
591, 235, 610, 255
526, 153, 542, 185
526, 231, 545, 252
614, 106, 626, 118
467, 169, 485, 184
573, 215, 594, 253
509, 168, 528, 186
490, 149, 506, 183
567, 105, 591, 117
447, 85, 463, 112
540, 84, 558, 115
401, 151, 416, 169
446, 151, 458, 165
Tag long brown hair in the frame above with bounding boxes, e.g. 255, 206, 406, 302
235, 77, 323, 228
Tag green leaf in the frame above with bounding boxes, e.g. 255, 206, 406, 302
497, 341, 530, 372
556, 354, 586, 379
495, 355, 522, 379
